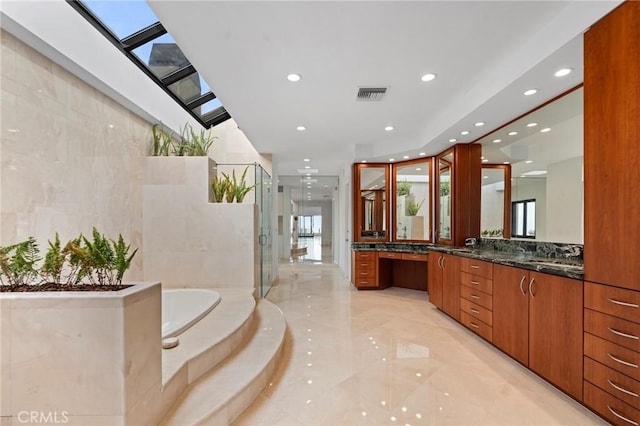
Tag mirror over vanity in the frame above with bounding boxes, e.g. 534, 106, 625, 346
478, 86, 583, 244
353, 164, 390, 241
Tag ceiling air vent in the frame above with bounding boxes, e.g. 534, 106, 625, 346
357, 87, 387, 101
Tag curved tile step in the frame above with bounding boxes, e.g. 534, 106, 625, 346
161, 288, 257, 417
160, 300, 286, 426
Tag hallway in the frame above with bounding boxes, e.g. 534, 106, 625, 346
235, 263, 605, 425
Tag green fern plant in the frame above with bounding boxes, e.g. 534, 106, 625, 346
0, 237, 41, 286
41, 233, 65, 284
397, 180, 411, 196
111, 234, 138, 285
222, 171, 236, 202
63, 234, 87, 284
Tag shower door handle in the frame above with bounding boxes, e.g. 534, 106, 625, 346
259, 234, 267, 246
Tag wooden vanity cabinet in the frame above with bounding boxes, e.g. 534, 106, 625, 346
493, 264, 583, 400
428, 252, 459, 319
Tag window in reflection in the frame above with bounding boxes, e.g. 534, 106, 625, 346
438, 154, 453, 241
394, 160, 431, 241
481, 165, 511, 238
512, 199, 536, 238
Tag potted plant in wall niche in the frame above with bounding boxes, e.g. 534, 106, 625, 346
211, 166, 256, 203
0, 229, 161, 425
406, 199, 425, 239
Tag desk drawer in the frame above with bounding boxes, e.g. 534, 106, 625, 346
378, 251, 402, 260
460, 272, 493, 295
354, 277, 378, 288
585, 333, 640, 381
354, 260, 376, 272
585, 357, 640, 409
460, 298, 493, 326
460, 284, 493, 310
586, 309, 640, 352
586, 282, 640, 324
401, 253, 428, 262
459, 258, 493, 279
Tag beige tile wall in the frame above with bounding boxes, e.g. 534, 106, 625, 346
0, 29, 149, 279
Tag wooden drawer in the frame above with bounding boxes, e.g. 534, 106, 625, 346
460, 311, 492, 342
354, 277, 378, 289
354, 251, 376, 260
460, 298, 493, 326
584, 380, 640, 426
585, 357, 640, 409
378, 251, 401, 260
586, 308, 640, 352
460, 272, 493, 295
586, 282, 640, 324
354, 260, 376, 273
585, 333, 640, 381
460, 284, 493, 310
401, 253, 428, 262
459, 258, 493, 279
353, 268, 377, 279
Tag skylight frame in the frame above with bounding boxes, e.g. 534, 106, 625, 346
67, 0, 230, 129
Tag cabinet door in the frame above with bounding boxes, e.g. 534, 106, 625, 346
441, 254, 460, 320
428, 252, 443, 309
493, 264, 529, 365
528, 272, 583, 400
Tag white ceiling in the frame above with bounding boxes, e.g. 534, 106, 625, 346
149, 1, 621, 181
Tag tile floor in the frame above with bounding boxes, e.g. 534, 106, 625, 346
235, 262, 607, 426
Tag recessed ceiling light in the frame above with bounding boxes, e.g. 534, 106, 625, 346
483, 176, 488, 179
361, 160, 367, 163
287, 73, 301, 82
508, 131, 518, 136
303, 158, 310, 162
403, 155, 410, 159
492, 139, 502, 143
482, 159, 489, 163
555, 68, 572, 77
526, 122, 538, 127
421, 73, 437, 82
475, 122, 485, 127
524, 89, 538, 96
540, 127, 551, 133
385, 126, 394, 131
297, 126, 306, 131
389, 158, 395, 162
304, 166, 310, 169
449, 138, 457, 143
419, 152, 426, 156
525, 160, 533, 164
503, 161, 510, 164
460, 130, 470, 135
481, 156, 485, 159
416, 168, 422, 171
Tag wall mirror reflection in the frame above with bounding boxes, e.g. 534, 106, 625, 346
393, 159, 431, 241
437, 152, 453, 242
481, 165, 511, 238
355, 165, 388, 240
477, 86, 583, 243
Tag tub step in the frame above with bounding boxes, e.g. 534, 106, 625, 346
160, 299, 286, 425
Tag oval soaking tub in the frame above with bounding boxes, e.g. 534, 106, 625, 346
162, 289, 221, 339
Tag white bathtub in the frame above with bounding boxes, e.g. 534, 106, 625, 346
162, 289, 221, 339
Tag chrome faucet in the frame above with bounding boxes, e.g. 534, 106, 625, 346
464, 237, 477, 248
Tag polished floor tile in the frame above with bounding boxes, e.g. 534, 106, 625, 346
235, 263, 607, 426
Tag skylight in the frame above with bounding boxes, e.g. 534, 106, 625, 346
68, 0, 230, 128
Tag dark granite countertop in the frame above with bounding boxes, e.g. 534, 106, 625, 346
352, 242, 584, 280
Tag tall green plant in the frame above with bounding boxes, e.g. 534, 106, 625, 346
222, 171, 236, 202
0, 237, 41, 286
211, 175, 227, 203
406, 199, 425, 216
151, 124, 174, 156
187, 124, 217, 156
397, 180, 411, 196
112, 234, 138, 285
234, 166, 256, 203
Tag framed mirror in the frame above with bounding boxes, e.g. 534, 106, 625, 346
436, 150, 453, 244
393, 159, 432, 241
353, 163, 390, 241
476, 86, 583, 243
481, 165, 511, 239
